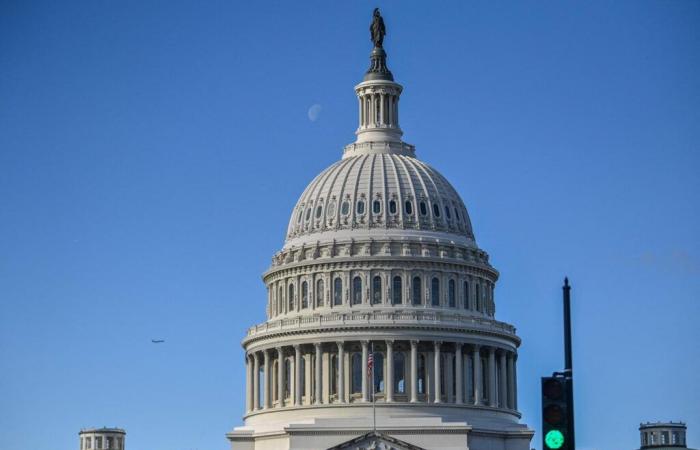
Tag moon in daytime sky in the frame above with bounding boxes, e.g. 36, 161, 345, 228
308, 104, 322, 122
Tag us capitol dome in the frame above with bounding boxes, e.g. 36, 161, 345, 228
227, 9, 533, 450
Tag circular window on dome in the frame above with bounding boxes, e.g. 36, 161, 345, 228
389, 200, 397, 215
315, 205, 323, 219
341, 200, 350, 216
327, 200, 336, 217
433, 203, 441, 217
404, 200, 413, 215
419, 201, 427, 216
372, 199, 381, 214
357, 199, 366, 215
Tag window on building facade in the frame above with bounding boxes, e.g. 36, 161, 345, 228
373, 199, 381, 214
392, 276, 402, 305
373, 352, 384, 394
404, 200, 413, 215
475, 284, 481, 312
106, 437, 113, 449
661, 432, 669, 445
417, 354, 426, 394
300, 357, 306, 399
315, 205, 322, 219
352, 276, 362, 305
329, 354, 338, 397
284, 359, 291, 399
372, 276, 382, 304
394, 352, 406, 393
341, 201, 350, 215
316, 279, 324, 307
433, 203, 441, 217
357, 199, 365, 215
334, 278, 343, 305
445, 205, 451, 219
389, 199, 397, 214
448, 279, 456, 307
412, 277, 422, 305
86, 437, 92, 450
96, 437, 102, 449
301, 281, 308, 309
431, 277, 440, 306
351, 353, 362, 394
673, 432, 680, 444
419, 201, 427, 216
288, 284, 295, 311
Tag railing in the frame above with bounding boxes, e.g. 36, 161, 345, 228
245, 310, 516, 338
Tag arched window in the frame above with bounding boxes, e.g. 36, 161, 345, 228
372, 199, 381, 214
412, 276, 422, 306
305, 207, 312, 221
373, 352, 384, 394
352, 276, 362, 305
288, 284, 295, 311
315, 205, 323, 219
316, 279, 324, 307
454, 207, 460, 221
431, 277, 440, 306
448, 279, 456, 307
419, 201, 427, 216
417, 354, 426, 394
301, 281, 308, 309
445, 205, 451, 219
334, 278, 343, 306
394, 352, 406, 393
475, 283, 481, 312
357, 199, 365, 215
341, 201, 350, 216
392, 276, 402, 305
351, 353, 362, 394
284, 358, 291, 399
463, 281, 470, 309
372, 276, 382, 304
404, 200, 413, 215
433, 203, 441, 217
389, 199, 397, 215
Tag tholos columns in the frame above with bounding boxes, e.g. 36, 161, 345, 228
488, 347, 497, 407
294, 345, 302, 406
473, 346, 481, 406
433, 341, 442, 403
277, 347, 284, 407
410, 340, 418, 403
314, 343, 322, 404
263, 350, 271, 409
252, 353, 260, 410
361, 341, 369, 402
337, 342, 345, 403
386, 340, 394, 403
499, 351, 507, 408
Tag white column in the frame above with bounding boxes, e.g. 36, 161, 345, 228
277, 347, 285, 407
410, 340, 418, 402
386, 340, 394, 402
472, 346, 481, 406
314, 343, 322, 404
245, 355, 252, 412
488, 347, 497, 407
455, 343, 463, 405
252, 353, 260, 410
513, 354, 519, 410
499, 351, 507, 408
507, 352, 515, 409
337, 341, 345, 403
263, 350, 271, 409
379, 93, 385, 126
358, 97, 363, 128
361, 341, 369, 402
294, 345, 302, 406
433, 341, 442, 403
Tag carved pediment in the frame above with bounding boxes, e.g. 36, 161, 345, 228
327, 431, 424, 450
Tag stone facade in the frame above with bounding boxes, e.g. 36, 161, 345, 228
227, 11, 533, 450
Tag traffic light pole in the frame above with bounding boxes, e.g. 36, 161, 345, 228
563, 278, 575, 450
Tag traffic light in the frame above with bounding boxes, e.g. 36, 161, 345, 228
542, 376, 570, 450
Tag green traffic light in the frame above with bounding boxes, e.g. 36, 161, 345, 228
545, 429, 565, 449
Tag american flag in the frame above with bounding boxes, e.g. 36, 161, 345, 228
367, 352, 374, 378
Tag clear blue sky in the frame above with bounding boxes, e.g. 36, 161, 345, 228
1, 2, 698, 450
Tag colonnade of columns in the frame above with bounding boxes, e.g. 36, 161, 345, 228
358, 91, 399, 129
244, 340, 518, 414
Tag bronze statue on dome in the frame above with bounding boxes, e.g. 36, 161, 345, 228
370, 8, 386, 48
